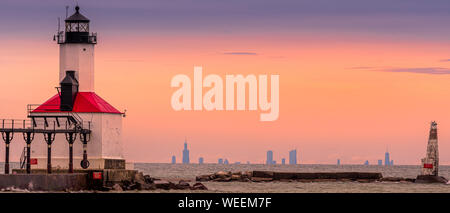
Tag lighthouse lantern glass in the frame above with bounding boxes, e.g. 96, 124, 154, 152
66, 22, 89, 32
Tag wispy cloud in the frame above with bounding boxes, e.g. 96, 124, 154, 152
103, 58, 146, 62
351, 66, 450, 75
223, 52, 258, 55
439, 59, 450, 62
349, 66, 374, 70
381, 67, 450, 75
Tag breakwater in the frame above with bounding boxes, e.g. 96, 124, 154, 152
196, 171, 416, 183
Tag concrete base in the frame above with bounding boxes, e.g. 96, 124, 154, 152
0, 174, 87, 191
11, 169, 140, 190
30, 157, 128, 170
415, 175, 448, 184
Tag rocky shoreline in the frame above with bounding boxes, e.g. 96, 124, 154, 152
104, 172, 208, 191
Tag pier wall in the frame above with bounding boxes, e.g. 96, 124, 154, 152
252, 171, 383, 180
0, 174, 87, 191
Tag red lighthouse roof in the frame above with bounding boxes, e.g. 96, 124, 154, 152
32, 92, 121, 114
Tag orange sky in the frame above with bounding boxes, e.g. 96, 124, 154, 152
1, 33, 450, 165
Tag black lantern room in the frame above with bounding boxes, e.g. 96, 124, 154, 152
58, 6, 97, 44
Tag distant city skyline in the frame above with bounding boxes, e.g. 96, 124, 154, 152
170, 139, 401, 165
169, 146, 400, 166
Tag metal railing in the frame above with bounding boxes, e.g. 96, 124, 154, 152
1, 119, 34, 130
27, 104, 85, 129
54, 32, 97, 44
69, 111, 83, 127
27, 104, 60, 115
27, 104, 91, 130
0, 119, 90, 131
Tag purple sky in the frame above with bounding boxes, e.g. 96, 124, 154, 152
1, 0, 450, 40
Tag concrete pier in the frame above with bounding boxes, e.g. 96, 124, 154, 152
5, 169, 140, 191
0, 174, 87, 191
253, 171, 383, 181
196, 171, 385, 182
415, 175, 448, 184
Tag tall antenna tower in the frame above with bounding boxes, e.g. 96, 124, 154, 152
57, 17, 60, 32
65, 5, 69, 18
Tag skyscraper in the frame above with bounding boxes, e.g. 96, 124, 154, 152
337, 159, 340, 165
224, 159, 229, 165
199, 157, 204, 164
378, 160, 382, 166
218, 158, 223, 164
266, 150, 274, 165
289, 149, 297, 165
385, 150, 390, 166
182, 139, 190, 164
171, 155, 176, 164
364, 160, 369, 165
281, 158, 286, 165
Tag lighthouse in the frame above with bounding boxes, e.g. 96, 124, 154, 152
27, 6, 128, 171
416, 121, 448, 183
421, 121, 439, 176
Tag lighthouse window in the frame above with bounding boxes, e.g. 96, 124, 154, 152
66, 23, 89, 32
71, 23, 78, 31
65, 23, 71, 31
79, 23, 89, 32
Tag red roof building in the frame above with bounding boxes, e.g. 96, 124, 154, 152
32, 92, 121, 114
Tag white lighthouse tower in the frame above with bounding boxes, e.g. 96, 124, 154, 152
58, 5, 95, 92
28, 6, 128, 171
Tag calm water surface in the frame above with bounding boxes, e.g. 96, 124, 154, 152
134, 163, 450, 193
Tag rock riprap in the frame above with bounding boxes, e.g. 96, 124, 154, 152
107, 172, 208, 191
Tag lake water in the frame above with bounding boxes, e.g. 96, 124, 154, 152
2, 162, 450, 192
134, 163, 450, 193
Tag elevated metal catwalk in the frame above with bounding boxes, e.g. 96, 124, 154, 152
0, 104, 91, 175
